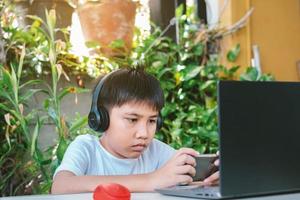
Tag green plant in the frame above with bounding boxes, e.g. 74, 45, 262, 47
0, 2, 51, 195
36, 9, 91, 169
0, 45, 49, 195
139, 36, 240, 153
0, 2, 91, 195
106, 4, 274, 153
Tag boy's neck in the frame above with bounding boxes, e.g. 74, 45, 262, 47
99, 135, 127, 159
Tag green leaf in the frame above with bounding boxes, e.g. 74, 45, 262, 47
224, 66, 240, 77
157, 68, 172, 79
19, 89, 44, 103
240, 67, 259, 81
19, 79, 43, 90
85, 41, 101, 49
184, 66, 201, 81
1, 68, 12, 91
48, 107, 58, 124
58, 87, 90, 101
227, 44, 241, 62
0, 103, 12, 114
109, 39, 125, 49
151, 61, 163, 68
9, 66, 18, 101
193, 44, 204, 56
0, 163, 21, 187
50, 159, 60, 175
40, 158, 52, 165
26, 15, 44, 24
31, 120, 41, 156
0, 90, 15, 106
25, 109, 40, 122
56, 138, 68, 162
200, 80, 216, 90
45, 9, 56, 39
176, 4, 184, 18
43, 99, 50, 110
17, 45, 25, 81
69, 116, 88, 133
34, 148, 45, 166
186, 5, 196, 19
5, 123, 11, 149
30, 19, 42, 30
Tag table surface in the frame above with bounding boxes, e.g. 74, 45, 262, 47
2, 192, 300, 200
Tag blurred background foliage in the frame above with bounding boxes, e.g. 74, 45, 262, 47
0, 0, 274, 196
116, 4, 274, 152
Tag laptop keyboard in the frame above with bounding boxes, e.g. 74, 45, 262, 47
164, 184, 219, 191
159, 185, 220, 198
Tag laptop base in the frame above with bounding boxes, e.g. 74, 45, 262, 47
156, 185, 222, 199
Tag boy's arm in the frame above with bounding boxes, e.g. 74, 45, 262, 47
51, 148, 199, 194
51, 171, 153, 194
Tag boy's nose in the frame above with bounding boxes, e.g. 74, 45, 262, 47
136, 123, 149, 139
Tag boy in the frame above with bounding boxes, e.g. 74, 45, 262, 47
51, 68, 219, 194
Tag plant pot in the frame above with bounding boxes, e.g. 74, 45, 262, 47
14, 0, 73, 40
76, 0, 137, 57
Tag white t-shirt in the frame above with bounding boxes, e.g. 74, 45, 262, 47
54, 134, 175, 178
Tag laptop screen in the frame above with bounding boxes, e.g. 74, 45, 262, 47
218, 81, 300, 197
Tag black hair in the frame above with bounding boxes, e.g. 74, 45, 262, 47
94, 68, 164, 112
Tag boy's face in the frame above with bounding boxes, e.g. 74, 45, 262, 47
100, 101, 159, 159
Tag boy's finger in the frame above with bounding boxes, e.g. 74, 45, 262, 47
176, 154, 196, 166
214, 158, 219, 166
177, 174, 193, 185
203, 171, 219, 185
176, 148, 199, 157
176, 164, 196, 177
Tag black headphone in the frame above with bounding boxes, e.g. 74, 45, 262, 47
88, 69, 163, 132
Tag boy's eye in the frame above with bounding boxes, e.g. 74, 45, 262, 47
126, 118, 137, 123
149, 119, 157, 124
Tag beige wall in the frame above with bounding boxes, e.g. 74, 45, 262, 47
220, 0, 300, 81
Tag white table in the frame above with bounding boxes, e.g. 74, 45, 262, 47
2, 192, 300, 200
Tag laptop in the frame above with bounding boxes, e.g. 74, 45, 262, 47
156, 81, 300, 199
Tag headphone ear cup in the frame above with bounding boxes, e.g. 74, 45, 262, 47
88, 108, 101, 131
156, 112, 163, 131
98, 106, 110, 132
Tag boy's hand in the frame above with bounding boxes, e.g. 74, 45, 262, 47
149, 148, 199, 189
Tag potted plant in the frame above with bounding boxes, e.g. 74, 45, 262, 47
14, 0, 73, 39
68, 0, 137, 57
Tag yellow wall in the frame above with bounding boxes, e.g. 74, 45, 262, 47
250, 0, 300, 81
220, 0, 300, 81
219, 0, 251, 72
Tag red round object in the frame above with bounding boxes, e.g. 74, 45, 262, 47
93, 183, 131, 200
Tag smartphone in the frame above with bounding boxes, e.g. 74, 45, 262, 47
193, 154, 218, 182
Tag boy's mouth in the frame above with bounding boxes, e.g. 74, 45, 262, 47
131, 144, 146, 152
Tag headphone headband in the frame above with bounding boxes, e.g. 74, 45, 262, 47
91, 73, 110, 112
88, 69, 121, 132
